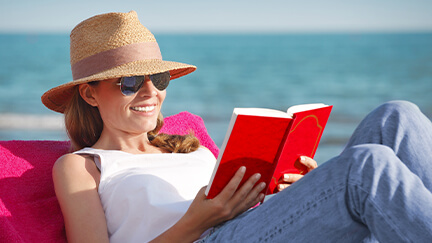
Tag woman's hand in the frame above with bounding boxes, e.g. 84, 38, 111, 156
275, 156, 318, 192
186, 166, 265, 232
152, 167, 265, 242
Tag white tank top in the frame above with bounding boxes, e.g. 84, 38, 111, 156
74, 147, 216, 242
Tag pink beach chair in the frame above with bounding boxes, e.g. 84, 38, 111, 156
0, 112, 219, 242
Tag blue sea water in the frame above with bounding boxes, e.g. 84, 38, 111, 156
0, 33, 431, 163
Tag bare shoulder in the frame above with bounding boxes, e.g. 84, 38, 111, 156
52, 153, 101, 192
53, 153, 88, 173
52, 153, 109, 241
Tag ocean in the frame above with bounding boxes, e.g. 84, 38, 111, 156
0, 33, 431, 163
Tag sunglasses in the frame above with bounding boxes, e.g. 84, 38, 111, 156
117, 71, 171, 96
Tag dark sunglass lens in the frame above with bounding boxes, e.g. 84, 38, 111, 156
150, 71, 171, 91
120, 76, 144, 95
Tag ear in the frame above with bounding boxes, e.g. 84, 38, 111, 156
79, 83, 98, 107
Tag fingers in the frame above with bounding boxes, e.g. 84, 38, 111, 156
195, 186, 208, 200
277, 183, 290, 191
275, 172, 307, 192
230, 171, 264, 203
186, 171, 264, 230
230, 174, 265, 215
299, 156, 318, 172
280, 173, 303, 184
217, 166, 247, 199
216, 167, 265, 217
275, 174, 303, 192
274, 156, 318, 193
237, 176, 265, 204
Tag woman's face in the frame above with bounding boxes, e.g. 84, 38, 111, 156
83, 78, 166, 136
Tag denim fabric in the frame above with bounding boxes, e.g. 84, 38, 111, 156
203, 101, 432, 242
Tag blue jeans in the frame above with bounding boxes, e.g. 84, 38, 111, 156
203, 101, 432, 242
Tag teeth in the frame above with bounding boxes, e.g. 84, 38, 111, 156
131, 106, 155, 112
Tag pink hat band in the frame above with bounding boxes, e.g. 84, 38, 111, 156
71, 41, 162, 80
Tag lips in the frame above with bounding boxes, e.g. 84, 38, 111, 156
130, 105, 156, 112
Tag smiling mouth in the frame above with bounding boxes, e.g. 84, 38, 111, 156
130, 105, 156, 112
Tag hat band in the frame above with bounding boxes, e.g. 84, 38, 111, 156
71, 41, 162, 80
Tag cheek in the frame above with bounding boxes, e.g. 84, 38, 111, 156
96, 94, 126, 118
97, 103, 120, 124
159, 90, 166, 104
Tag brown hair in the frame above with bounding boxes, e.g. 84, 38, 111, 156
64, 86, 200, 153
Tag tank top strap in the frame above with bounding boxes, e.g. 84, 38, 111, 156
72, 147, 136, 175
73, 147, 104, 171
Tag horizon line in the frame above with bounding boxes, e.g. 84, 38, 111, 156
1, 29, 432, 35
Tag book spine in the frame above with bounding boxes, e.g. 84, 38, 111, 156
265, 119, 295, 194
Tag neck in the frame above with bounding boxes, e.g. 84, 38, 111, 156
92, 127, 162, 154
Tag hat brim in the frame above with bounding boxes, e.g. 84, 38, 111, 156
41, 59, 196, 113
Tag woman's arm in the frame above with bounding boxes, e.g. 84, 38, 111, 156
52, 153, 109, 243
150, 167, 265, 243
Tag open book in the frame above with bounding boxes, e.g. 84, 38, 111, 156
205, 103, 333, 200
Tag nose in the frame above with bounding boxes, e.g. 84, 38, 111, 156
137, 79, 158, 97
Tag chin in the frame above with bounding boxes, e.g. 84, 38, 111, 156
129, 110, 161, 134
139, 119, 159, 134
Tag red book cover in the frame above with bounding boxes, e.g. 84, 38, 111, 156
205, 104, 332, 200
268, 105, 333, 193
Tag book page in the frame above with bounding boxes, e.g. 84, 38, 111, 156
287, 103, 327, 117
234, 108, 292, 118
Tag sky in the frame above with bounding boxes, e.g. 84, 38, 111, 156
1, 0, 432, 33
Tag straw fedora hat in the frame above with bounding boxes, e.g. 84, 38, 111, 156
41, 10, 196, 113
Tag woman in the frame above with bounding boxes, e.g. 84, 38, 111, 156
43, 11, 432, 242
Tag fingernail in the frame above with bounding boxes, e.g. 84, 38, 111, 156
240, 166, 246, 173
260, 182, 266, 188
284, 174, 290, 180
300, 156, 306, 162
255, 173, 261, 180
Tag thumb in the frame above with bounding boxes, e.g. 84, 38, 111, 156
195, 186, 208, 200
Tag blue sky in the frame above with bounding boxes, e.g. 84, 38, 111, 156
1, 0, 432, 33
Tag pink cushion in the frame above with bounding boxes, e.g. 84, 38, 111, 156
0, 111, 219, 243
